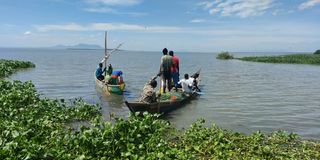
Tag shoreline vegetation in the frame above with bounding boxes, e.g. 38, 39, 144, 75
217, 50, 320, 65
216, 51, 234, 60
1, 60, 320, 159
0, 59, 35, 78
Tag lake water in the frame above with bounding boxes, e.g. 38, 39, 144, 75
1, 48, 320, 140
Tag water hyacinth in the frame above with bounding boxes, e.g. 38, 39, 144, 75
217, 52, 234, 60
0, 59, 35, 78
238, 54, 320, 65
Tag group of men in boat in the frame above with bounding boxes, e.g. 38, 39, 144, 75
96, 55, 124, 85
139, 48, 200, 103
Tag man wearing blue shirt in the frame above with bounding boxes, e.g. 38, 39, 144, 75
96, 63, 106, 81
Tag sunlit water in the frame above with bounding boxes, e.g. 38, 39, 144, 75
1, 48, 320, 140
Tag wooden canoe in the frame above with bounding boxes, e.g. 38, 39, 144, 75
125, 69, 201, 114
95, 75, 125, 95
125, 92, 198, 114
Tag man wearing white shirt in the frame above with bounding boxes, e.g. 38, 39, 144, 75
178, 74, 194, 93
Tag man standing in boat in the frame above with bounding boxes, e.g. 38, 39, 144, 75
169, 50, 179, 91
159, 48, 173, 93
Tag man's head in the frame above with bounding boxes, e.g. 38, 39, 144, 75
149, 79, 157, 88
184, 73, 189, 79
191, 73, 199, 79
162, 48, 168, 55
99, 63, 103, 68
169, 51, 174, 56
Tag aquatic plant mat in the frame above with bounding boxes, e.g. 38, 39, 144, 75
238, 54, 320, 65
1, 59, 320, 159
216, 52, 234, 60
0, 59, 35, 78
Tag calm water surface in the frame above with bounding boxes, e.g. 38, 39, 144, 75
1, 48, 320, 140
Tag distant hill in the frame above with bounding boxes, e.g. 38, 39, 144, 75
51, 44, 103, 50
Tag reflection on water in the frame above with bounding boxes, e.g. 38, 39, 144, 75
1, 48, 320, 140
95, 86, 129, 120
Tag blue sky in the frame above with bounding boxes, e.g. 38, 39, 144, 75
0, 0, 319, 52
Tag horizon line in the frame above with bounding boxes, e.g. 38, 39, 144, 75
0, 46, 315, 54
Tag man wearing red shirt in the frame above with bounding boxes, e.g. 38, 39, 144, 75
169, 50, 180, 91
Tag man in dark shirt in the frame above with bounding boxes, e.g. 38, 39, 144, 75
96, 63, 106, 81
159, 48, 173, 93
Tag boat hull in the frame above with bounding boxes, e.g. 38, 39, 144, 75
125, 69, 201, 114
125, 92, 197, 114
95, 76, 125, 95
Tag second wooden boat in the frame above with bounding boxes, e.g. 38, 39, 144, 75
95, 31, 126, 95
95, 75, 125, 95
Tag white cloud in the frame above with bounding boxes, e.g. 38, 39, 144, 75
83, 7, 114, 13
272, 9, 294, 16
35, 23, 182, 33
198, 0, 222, 9
85, 0, 142, 6
198, 1, 215, 9
83, 0, 145, 16
24, 31, 32, 35
199, 0, 275, 18
299, 0, 320, 10
83, 7, 146, 16
189, 19, 207, 23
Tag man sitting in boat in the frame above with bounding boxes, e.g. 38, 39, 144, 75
103, 64, 113, 83
96, 55, 110, 81
178, 74, 196, 93
191, 72, 201, 92
106, 64, 113, 76
139, 78, 158, 103
109, 71, 124, 85
96, 63, 106, 81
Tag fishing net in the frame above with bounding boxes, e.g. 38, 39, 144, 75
159, 92, 184, 101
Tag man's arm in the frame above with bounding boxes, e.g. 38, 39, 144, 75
159, 56, 163, 73
177, 58, 180, 73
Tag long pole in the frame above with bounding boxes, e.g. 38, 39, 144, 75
105, 31, 107, 69
104, 31, 108, 77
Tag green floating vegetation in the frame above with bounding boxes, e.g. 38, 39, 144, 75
0, 81, 318, 159
217, 51, 234, 60
314, 50, 320, 55
0, 59, 319, 159
0, 59, 35, 78
238, 54, 320, 65
0, 80, 101, 159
